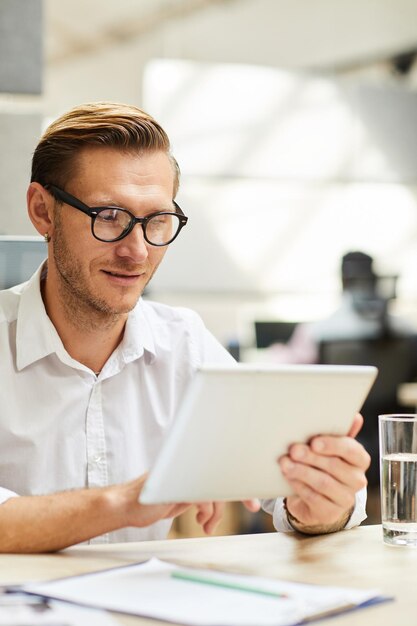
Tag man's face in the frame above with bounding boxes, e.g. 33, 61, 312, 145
49, 147, 175, 317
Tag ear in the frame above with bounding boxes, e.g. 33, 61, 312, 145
27, 183, 55, 240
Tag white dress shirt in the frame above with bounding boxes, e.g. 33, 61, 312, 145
0, 266, 366, 543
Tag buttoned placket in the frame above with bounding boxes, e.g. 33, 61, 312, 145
86, 375, 110, 544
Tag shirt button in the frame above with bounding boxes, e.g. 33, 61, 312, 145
93, 455, 102, 464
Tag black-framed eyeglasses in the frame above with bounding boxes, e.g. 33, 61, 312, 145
44, 184, 188, 246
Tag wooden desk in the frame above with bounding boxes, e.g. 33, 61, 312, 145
1, 525, 415, 625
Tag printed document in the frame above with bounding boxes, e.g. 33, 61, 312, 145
23, 558, 388, 626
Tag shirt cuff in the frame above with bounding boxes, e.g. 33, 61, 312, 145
262, 487, 367, 533
261, 497, 294, 532
0, 487, 19, 505
344, 486, 367, 529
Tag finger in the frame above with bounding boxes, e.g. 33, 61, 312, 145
163, 503, 191, 519
201, 502, 225, 534
242, 499, 261, 512
285, 445, 368, 490
307, 435, 371, 470
348, 413, 363, 438
289, 439, 370, 479
285, 483, 348, 525
195, 502, 225, 534
280, 457, 357, 509
195, 503, 214, 526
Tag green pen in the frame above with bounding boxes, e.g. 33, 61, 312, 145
171, 570, 288, 599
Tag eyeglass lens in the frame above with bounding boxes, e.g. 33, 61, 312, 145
94, 209, 181, 244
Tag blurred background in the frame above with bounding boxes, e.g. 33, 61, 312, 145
2, 0, 417, 345
2, 0, 417, 532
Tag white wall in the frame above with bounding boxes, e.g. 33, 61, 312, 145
0, 110, 42, 235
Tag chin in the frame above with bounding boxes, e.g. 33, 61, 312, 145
109, 294, 143, 315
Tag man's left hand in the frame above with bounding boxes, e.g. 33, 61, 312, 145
194, 499, 260, 534
279, 413, 370, 534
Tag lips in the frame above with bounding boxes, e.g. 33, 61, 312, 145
104, 270, 141, 278
101, 269, 146, 284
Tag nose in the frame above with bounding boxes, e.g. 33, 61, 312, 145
114, 223, 149, 263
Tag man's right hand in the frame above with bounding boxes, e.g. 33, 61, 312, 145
111, 475, 192, 529
0, 474, 232, 553
0, 474, 195, 553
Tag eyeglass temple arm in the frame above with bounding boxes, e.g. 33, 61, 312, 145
173, 201, 186, 218
46, 183, 186, 222
44, 184, 94, 217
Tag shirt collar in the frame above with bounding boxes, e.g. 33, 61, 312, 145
109, 299, 157, 371
81, 303, 157, 380
16, 266, 157, 372
16, 264, 57, 371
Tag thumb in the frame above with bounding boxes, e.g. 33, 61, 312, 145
348, 413, 364, 438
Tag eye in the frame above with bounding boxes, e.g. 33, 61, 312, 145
96, 209, 120, 223
149, 215, 169, 225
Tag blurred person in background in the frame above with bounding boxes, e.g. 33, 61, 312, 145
269, 251, 411, 363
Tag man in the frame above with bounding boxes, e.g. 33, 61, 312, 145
0, 102, 370, 552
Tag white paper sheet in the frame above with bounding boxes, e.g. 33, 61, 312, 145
23, 558, 386, 626
0, 591, 119, 626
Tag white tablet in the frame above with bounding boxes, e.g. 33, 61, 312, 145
140, 364, 377, 504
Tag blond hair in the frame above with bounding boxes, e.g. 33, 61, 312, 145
31, 101, 180, 195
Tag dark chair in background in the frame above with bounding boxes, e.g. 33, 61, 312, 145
254, 321, 298, 349
0, 235, 46, 289
318, 334, 417, 492
226, 321, 299, 362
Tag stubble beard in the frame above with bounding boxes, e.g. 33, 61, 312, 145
52, 226, 147, 332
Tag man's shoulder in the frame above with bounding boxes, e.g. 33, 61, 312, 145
136, 298, 232, 366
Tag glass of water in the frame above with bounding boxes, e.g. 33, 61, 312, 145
379, 414, 417, 547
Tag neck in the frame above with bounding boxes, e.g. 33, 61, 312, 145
41, 272, 127, 373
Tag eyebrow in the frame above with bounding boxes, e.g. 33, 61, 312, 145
88, 198, 176, 212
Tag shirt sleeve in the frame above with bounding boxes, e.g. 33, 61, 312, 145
0, 487, 19, 505
261, 487, 367, 532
